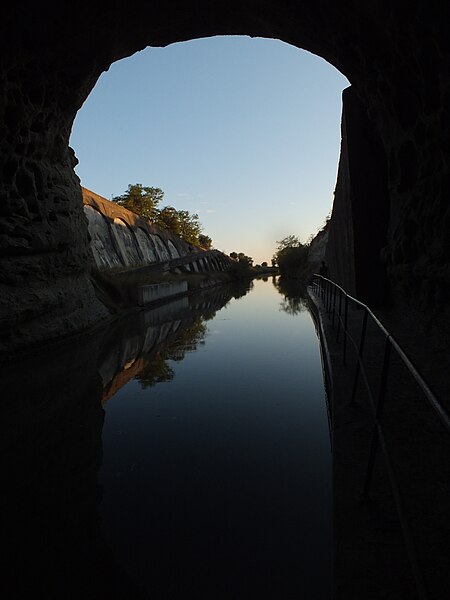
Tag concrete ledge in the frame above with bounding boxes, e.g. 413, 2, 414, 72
137, 281, 188, 306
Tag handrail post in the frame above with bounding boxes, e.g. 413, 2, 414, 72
336, 288, 342, 342
331, 284, 337, 328
362, 335, 392, 498
351, 309, 368, 403
343, 295, 348, 365
327, 280, 331, 313
308, 276, 439, 600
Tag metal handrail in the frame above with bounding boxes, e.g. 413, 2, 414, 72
308, 274, 449, 600
310, 275, 447, 431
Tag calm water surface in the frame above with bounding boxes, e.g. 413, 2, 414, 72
99, 278, 331, 598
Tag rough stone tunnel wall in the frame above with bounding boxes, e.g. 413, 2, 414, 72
326, 86, 389, 307
1, 2, 450, 353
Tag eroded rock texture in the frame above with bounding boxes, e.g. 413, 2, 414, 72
1, 2, 449, 352
326, 86, 389, 306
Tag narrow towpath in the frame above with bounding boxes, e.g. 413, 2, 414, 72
308, 284, 450, 600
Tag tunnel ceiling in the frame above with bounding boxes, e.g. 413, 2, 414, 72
1, 1, 450, 352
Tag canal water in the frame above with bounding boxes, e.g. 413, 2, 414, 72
1, 277, 331, 600
100, 277, 331, 599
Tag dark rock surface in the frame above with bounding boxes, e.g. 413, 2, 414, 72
326, 86, 389, 307
1, 2, 449, 356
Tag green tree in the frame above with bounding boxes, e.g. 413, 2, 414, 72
276, 245, 309, 276
227, 251, 254, 278
276, 235, 300, 253
177, 209, 202, 245
155, 206, 182, 235
112, 183, 213, 248
198, 234, 212, 250
112, 183, 163, 221
273, 234, 309, 277
238, 252, 253, 267
155, 206, 204, 246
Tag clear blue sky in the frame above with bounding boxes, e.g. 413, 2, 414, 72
70, 36, 349, 264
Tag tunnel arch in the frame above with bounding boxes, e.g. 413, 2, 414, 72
1, 2, 449, 352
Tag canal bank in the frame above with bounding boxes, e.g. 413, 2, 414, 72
307, 279, 450, 600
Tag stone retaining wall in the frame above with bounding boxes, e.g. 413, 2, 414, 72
82, 187, 233, 275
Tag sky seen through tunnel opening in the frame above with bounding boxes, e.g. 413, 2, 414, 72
70, 36, 349, 264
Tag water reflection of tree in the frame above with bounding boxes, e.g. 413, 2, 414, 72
232, 279, 254, 300
274, 277, 308, 316
166, 318, 207, 361
134, 280, 255, 389
136, 318, 207, 389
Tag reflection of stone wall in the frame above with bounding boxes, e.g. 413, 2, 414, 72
1, 333, 146, 599
1, 281, 238, 599
99, 283, 242, 403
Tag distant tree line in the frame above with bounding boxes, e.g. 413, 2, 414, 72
272, 235, 309, 277
272, 212, 330, 278
229, 251, 253, 267
227, 251, 255, 278
112, 184, 213, 249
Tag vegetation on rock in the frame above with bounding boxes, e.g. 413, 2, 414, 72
112, 184, 163, 221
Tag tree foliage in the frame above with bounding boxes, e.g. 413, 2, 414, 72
228, 250, 254, 278
276, 235, 300, 253
177, 210, 202, 245
112, 183, 211, 248
155, 206, 182, 236
154, 206, 202, 245
112, 184, 163, 221
273, 234, 309, 276
198, 234, 212, 250
237, 252, 253, 267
